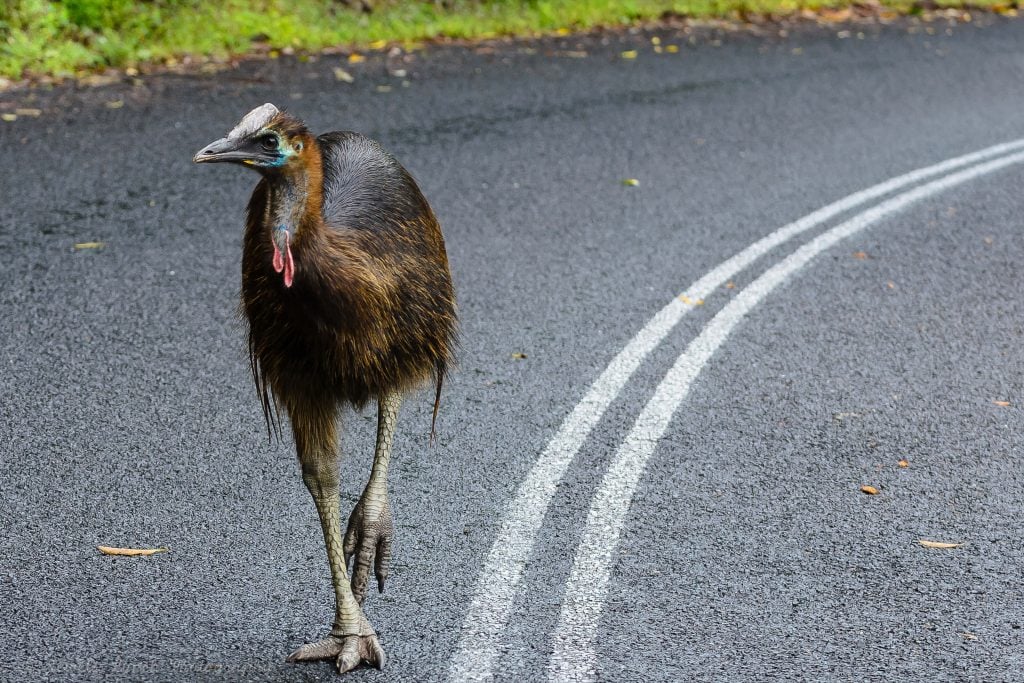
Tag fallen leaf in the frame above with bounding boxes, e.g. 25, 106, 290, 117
651, 36, 662, 46
554, 27, 571, 36
98, 546, 167, 556
622, 178, 639, 187
368, 39, 387, 49
886, 281, 896, 289
74, 241, 105, 250
993, 400, 1010, 407
961, 632, 978, 641
860, 485, 879, 495
511, 352, 527, 360
983, 236, 994, 245
333, 67, 354, 83
348, 53, 366, 64
725, 281, 736, 289
375, 85, 392, 93
14, 108, 41, 117
621, 50, 638, 59
665, 45, 679, 53
918, 539, 963, 549
898, 459, 909, 468
105, 100, 124, 109
852, 250, 868, 259
679, 294, 704, 306
564, 51, 588, 58
1, 113, 16, 122
820, 7, 852, 21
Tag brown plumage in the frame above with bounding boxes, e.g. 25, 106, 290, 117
194, 104, 457, 673
242, 127, 456, 432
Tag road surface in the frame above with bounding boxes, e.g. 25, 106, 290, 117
2, 14, 1023, 682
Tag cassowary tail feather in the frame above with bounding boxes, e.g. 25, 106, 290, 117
249, 335, 281, 442
430, 360, 446, 447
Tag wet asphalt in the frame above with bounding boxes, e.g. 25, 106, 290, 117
2, 14, 1024, 683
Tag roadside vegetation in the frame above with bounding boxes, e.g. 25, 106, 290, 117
0, 0, 1016, 81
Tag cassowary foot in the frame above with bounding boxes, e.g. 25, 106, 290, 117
344, 496, 394, 604
287, 623, 385, 673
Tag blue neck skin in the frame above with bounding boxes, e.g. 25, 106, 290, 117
268, 170, 309, 251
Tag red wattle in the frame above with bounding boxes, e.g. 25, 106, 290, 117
283, 232, 295, 288
272, 242, 284, 273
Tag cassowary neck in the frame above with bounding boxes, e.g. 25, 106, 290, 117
266, 142, 323, 241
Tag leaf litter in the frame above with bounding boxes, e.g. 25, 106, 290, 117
98, 546, 168, 556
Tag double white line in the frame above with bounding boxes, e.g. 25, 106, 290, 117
450, 139, 1024, 683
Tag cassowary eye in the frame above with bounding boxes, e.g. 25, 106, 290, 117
260, 134, 279, 152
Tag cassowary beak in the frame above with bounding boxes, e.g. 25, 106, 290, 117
193, 137, 249, 164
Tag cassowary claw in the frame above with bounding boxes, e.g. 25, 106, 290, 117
344, 496, 394, 604
287, 632, 385, 673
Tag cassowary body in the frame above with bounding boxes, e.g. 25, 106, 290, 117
194, 104, 457, 673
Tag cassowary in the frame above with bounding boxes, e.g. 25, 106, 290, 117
194, 103, 457, 673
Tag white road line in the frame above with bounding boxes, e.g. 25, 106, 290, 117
447, 137, 1024, 683
547, 149, 1024, 683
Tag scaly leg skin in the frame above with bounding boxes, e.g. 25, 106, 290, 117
345, 392, 401, 605
286, 404, 385, 673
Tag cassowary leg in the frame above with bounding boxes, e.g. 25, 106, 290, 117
286, 408, 385, 673
345, 391, 402, 604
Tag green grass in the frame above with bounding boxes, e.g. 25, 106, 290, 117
0, 0, 1013, 80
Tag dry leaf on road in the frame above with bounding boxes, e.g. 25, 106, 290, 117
820, 7, 853, 22
918, 540, 963, 549
511, 352, 527, 360
74, 242, 105, 250
860, 485, 879, 495
993, 400, 1010, 407
98, 546, 168, 556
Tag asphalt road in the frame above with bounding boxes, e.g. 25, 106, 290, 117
2, 14, 1024, 683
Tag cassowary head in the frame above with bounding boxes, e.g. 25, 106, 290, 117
193, 103, 310, 173
194, 103, 318, 289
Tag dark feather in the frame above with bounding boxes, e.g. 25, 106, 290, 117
241, 126, 458, 440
